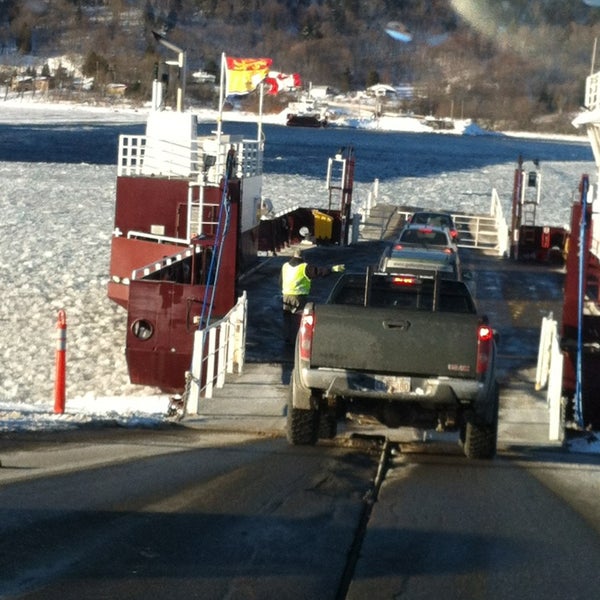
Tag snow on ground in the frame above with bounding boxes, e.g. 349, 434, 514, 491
0, 97, 598, 453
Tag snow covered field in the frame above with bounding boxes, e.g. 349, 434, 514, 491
0, 98, 598, 453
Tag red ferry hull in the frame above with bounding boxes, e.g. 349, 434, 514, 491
124, 277, 238, 392
109, 173, 241, 392
107, 86, 354, 396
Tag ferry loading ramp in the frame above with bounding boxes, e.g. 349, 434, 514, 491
183, 203, 562, 451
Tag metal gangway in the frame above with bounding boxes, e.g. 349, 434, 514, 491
357, 179, 509, 256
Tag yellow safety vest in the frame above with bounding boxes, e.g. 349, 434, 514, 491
281, 262, 311, 295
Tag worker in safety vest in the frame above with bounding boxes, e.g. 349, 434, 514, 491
280, 248, 344, 344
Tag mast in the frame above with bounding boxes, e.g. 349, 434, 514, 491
217, 52, 226, 144
151, 30, 186, 112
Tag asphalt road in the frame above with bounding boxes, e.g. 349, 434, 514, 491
2, 429, 600, 599
3, 216, 600, 598
349, 446, 600, 599
0, 429, 379, 599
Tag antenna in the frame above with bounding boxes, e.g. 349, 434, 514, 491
152, 31, 186, 112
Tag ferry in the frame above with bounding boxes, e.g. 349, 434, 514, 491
107, 38, 351, 394
106, 36, 600, 435
286, 97, 329, 127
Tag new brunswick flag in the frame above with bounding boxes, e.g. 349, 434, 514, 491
225, 56, 273, 95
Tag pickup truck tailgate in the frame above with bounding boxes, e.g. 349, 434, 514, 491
310, 305, 480, 378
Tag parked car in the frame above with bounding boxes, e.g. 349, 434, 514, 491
408, 211, 459, 241
379, 240, 461, 279
379, 223, 469, 285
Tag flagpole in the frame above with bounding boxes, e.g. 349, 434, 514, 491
258, 81, 264, 144
217, 52, 225, 143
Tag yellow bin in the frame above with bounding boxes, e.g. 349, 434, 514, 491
312, 210, 333, 241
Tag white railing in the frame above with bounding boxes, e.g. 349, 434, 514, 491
240, 142, 263, 176
490, 188, 509, 256
448, 189, 508, 255
358, 184, 509, 253
185, 292, 248, 414
394, 208, 505, 254
592, 193, 600, 261
118, 134, 263, 181
535, 314, 564, 442
117, 133, 262, 245
585, 71, 600, 111
361, 178, 379, 220
118, 134, 201, 178
118, 135, 147, 175
357, 178, 389, 240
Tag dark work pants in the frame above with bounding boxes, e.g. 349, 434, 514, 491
282, 294, 307, 344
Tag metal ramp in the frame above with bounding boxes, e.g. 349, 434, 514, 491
359, 182, 509, 256
360, 206, 505, 252
393, 209, 507, 255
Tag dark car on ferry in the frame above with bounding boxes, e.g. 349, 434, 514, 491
408, 211, 459, 241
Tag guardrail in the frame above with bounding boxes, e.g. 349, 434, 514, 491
535, 314, 564, 442
361, 178, 379, 220
490, 188, 509, 256
118, 135, 147, 176
118, 133, 263, 180
130, 245, 201, 281
185, 292, 248, 414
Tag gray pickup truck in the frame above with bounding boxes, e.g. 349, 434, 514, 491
287, 269, 499, 459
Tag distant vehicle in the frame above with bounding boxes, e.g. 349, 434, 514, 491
407, 211, 459, 241
387, 224, 475, 292
379, 241, 461, 279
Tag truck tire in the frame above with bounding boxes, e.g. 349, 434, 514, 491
462, 383, 499, 459
318, 413, 337, 439
462, 421, 496, 459
286, 369, 318, 445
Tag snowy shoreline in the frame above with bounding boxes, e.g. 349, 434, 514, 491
0, 95, 589, 143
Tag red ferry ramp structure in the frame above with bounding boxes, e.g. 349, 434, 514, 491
185, 198, 566, 453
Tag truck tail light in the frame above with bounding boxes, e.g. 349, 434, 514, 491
299, 308, 315, 361
476, 324, 494, 375
391, 275, 417, 286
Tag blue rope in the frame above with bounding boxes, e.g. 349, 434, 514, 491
575, 175, 589, 428
206, 196, 231, 320
198, 178, 230, 329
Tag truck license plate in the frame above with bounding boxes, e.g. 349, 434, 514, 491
380, 376, 411, 393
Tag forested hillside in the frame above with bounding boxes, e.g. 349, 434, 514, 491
2, 0, 600, 131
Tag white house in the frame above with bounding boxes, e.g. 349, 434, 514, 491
309, 85, 336, 99
367, 84, 397, 98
